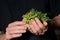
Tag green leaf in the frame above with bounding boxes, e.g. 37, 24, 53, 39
22, 8, 51, 24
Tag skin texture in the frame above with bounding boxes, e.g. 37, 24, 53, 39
6, 18, 47, 40
6, 19, 27, 40
28, 18, 48, 35
0, 14, 60, 40
53, 14, 60, 27
0, 18, 47, 40
0, 34, 5, 40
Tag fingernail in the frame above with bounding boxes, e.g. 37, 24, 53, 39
43, 21, 47, 26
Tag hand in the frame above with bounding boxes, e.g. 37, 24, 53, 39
28, 18, 48, 35
6, 19, 27, 40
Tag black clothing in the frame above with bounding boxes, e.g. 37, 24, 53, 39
0, 0, 60, 40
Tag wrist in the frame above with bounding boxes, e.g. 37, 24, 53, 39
0, 34, 6, 40
0, 33, 10, 40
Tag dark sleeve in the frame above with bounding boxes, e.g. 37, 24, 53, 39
47, 0, 60, 19
0, 0, 12, 33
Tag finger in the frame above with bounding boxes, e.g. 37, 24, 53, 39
42, 26, 48, 33
8, 30, 26, 34
8, 21, 25, 27
40, 32, 45, 35
35, 18, 44, 28
26, 24, 33, 33
38, 27, 48, 35
31, 19, 40, 32
6, 26, 27, 31
22, 18, 26, 23
6, 26, 27, 34
39, 31, 45, 35
43, 21, 48, 26
39, 28, 48, 35
42, 21, 48, 31
43, 28, 48, 33
34, 18, 48, 35
10, 34, 22, 39
28, 24, 37, 34
28, 26, 33, 33
37, 29, 43, 35
6, 32, 22, 40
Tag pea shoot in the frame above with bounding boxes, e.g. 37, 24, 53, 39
22, 8, 51, 24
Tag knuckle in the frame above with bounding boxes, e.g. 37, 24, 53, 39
8, 23, 12, 27
40, 25, 44, 28
6, 27, 9, 31
34, 31, 37, 34
20, 34, 22, 36
36, 28, 40, 32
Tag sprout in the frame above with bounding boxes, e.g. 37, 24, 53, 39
22, 8, 51, 24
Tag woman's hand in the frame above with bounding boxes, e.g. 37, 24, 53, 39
28, 18, 48, 35
6, 19, 27, 40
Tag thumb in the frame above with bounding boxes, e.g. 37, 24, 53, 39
22, 18, 26, 24
43, 21, 48, 26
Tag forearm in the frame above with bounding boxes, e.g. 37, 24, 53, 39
0, 32, 10, 40
53, 14, 60, 27
0, 34, 6, 40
